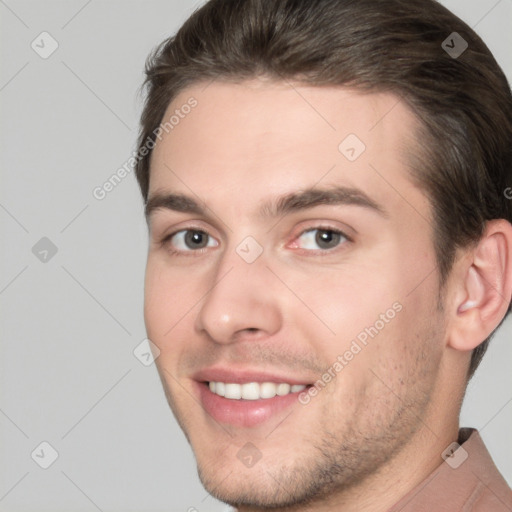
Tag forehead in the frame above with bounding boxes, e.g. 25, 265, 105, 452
149, 79, 425, 219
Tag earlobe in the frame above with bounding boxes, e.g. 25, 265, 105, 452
448, 220, 512, 352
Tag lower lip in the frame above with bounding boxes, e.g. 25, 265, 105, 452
196, 382, 307, 428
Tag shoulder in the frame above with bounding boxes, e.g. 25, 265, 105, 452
389, 428, 512, 512
463, 429, 512, 511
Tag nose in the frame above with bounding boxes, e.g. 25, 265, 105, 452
194, 245, 282, 344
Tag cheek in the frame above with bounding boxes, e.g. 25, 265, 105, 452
144, 263, 191, 382
143, 262, 166, 334
143, 258, 219, 373
290, 246, 440, 382
291, 265, 404, 353
143, 260, 190, 343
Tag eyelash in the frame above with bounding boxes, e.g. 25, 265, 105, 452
160, 225, 352, 257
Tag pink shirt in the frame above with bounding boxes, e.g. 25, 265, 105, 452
390, 428, 512, 511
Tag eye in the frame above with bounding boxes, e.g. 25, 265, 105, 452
294, 227, 348, 251
164, 229, 218, 253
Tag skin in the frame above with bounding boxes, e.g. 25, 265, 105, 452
143, 79, 512, 511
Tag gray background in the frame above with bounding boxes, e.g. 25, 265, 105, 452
0, 1, 511, 511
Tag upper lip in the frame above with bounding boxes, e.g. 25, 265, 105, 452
193, 367, 313, 385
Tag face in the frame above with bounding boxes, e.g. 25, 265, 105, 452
144, 79, 448, 508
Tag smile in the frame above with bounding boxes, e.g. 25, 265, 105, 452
208, 381, 307, 400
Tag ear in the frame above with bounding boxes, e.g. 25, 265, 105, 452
448, 219, 512, 352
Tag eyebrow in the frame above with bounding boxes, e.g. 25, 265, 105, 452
145, 185, 388, 222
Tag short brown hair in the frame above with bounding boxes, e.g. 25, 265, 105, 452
136, 0, 512, 378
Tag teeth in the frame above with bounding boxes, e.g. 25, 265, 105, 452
215, 381, 225, 397
241, 382, 260, 400
276, 383, 291, 396
224, 383, 242, 399
208, 381, 306, 400
260, 382, 277, 399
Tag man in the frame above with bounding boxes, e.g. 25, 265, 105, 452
135, 0, 512, 510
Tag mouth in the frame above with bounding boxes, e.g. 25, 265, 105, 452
193, 370, 313, 428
